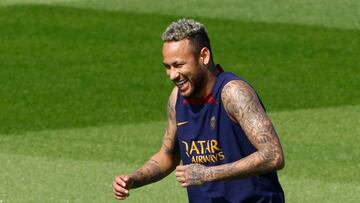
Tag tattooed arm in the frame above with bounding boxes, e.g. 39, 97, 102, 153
113, 88, 180, 200
175, 80, 284, 187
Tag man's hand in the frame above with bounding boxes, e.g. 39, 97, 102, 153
175, 164, 209, 187
113, 175, 133, 200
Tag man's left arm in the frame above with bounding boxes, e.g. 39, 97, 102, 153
175, 80, 284, 187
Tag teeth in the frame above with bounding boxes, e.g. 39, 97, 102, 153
177, 80, 187, 86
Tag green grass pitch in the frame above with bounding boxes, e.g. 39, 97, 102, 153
0, 1, 359, 202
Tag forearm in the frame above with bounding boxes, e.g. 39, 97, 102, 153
129, 159, 163, 188
206, 149, 284, 182
129, 151, 179, 189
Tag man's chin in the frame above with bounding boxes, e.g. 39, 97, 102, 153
179, 88, 193, 98
180, 91, 191, 98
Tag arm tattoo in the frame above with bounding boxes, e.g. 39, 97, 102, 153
187, 164, 205, 185
130, 91, 179, 188
217, 80, 284, 180
130, 159, 162, 188
183, 164, 208, 185
161, 96, 179, 156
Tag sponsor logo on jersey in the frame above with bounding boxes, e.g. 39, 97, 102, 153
177, 121, 188, 126
181, 139, 225, 164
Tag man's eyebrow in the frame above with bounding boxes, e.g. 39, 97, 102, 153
163, 61, 184, 67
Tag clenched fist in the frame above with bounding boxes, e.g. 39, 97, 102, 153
113, 175, 133, 200
175, 164, 209, 187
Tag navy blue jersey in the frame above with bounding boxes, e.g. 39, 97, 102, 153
175, 66, 284, 203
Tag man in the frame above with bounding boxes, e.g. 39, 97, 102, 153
113, 19, 285, 202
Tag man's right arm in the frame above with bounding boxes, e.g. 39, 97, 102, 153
113, 87, 180, 200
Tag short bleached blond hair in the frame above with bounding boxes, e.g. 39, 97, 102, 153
161, 18, 212, 56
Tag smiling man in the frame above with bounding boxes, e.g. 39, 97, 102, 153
113, 19, 285, 202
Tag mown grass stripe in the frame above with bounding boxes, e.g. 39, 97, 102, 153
1, 105, 359, 184
0, 5, 359, 133
0, 153, 187, 202
279, 175, 360, 203
1, 0, 360, 30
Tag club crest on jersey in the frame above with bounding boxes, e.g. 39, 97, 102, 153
210, 116, 216, 130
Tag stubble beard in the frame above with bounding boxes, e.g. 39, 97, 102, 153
185, 69, 207, 99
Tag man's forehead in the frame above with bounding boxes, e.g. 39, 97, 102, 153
162, 40, 195, 64
162, 39, 196, 58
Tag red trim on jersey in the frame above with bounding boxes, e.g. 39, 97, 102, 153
183, 93, 217, 105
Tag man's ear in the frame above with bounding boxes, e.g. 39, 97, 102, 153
199, 47, 211, 66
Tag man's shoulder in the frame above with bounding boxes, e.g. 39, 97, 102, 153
221, 77, 253, 92
216, 71, 245, 89
223, 79, 252, 89
168, 86, 178, 108
221, 80, 257, 104
170, 86, 178, 97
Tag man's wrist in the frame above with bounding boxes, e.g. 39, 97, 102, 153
205, 165, 226, 182
204, 166, 215, 182
127, 174, 138, 189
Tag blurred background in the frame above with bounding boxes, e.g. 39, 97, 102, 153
0, 0, 359, 202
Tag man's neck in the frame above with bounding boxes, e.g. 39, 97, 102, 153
193, 63, 218, 99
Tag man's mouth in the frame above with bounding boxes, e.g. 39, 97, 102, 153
176, 79, 189, 92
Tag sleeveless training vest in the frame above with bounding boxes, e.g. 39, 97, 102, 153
175, 66, 284, 203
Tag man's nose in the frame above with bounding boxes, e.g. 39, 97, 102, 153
168, 67, 180, 81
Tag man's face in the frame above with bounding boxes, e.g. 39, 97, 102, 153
162, 39, 205, 98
